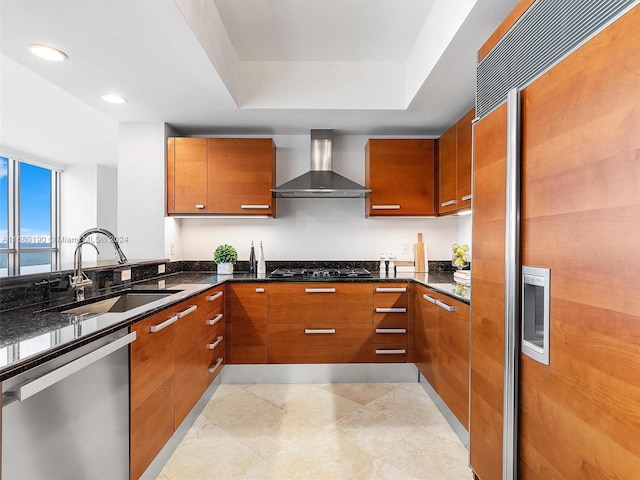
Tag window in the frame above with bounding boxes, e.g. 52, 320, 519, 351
0, 156, 60, 276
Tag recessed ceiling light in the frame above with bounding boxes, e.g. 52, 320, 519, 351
29, 44, 67, 62
102, 94, 127, 104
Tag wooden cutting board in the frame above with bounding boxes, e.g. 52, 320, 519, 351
415, 233, 426, 272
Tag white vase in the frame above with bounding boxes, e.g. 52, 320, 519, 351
216, 262, 233, 275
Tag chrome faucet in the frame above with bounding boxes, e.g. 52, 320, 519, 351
70, 228, 128, 301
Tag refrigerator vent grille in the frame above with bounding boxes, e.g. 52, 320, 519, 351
476, 0, 636, 119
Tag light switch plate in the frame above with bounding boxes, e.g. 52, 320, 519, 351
120, 269, 131, 281
158, 264, 165, 274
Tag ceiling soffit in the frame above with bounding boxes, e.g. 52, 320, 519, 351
176, 0, 476, 110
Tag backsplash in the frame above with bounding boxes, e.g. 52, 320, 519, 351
0, 259, 458, 312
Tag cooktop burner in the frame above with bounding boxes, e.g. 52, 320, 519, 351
268, 267, 372, 279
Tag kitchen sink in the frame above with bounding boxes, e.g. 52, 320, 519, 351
62, 290, 181, 315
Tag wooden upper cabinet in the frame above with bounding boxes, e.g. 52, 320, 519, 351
166, 137, 276, 216
438, 125, 458, 214
167, 137, 208, 214
438, 108, 474, 215
456, 109, 474, 210
207, 138, 276, 216
365, 139, 437, 216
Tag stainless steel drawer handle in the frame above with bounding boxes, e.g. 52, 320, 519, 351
150, 315, 179, 333
441, 200, 456, 207
375, 307, 407, 313
196, 204, 205, 209
371, 205, 401, 210
178, 305, 198, 318
207, 291, 223, 301
305, 288, 336, 293
207, 313, 223, 326
375, 349, 406, 355
207, 336, 224, 350
305, 329, 336, 334
461, 194, 472, 201
435, 299, 455, 312
208, 357, 224, 374
422, 293, 436, 304
241, 205, 270, 209
11, 332, 137, 402
256, 288, 265, 293
375, 328, 407, 334
375, 287, 407, 293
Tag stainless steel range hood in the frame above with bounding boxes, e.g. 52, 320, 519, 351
271, 130, 371, 198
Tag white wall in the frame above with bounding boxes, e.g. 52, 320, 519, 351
117, 123, 167, 260
177, 134, 463, 263
60, 164, 120, 268
115, 130, 471, 264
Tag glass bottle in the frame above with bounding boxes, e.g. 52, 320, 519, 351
249, 241, 256, 274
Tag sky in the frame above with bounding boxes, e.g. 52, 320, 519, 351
0, 156, 52, 247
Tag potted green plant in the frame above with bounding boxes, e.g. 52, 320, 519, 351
213, 244, 238, 275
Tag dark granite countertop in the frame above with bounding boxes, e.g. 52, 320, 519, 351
0, 269, 469, 381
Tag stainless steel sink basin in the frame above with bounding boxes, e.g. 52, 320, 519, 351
62, 291, 178, 315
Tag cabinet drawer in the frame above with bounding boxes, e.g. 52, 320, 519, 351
198, 287, 224, 317
268, 283, 373, 324
202, 332, 225, 385
373, 284, 409, 308
373, 344, 408, 363
267, 324, 373, 363
374, 326, 408, 345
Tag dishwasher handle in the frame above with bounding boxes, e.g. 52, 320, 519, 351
11, 332, 137, 402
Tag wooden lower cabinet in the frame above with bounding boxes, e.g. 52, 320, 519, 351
267, 282, 374, 364
130, 305, 180, 480
130, 286, 225, 480
268, 323, 372, 363
415, 284, 469, 429
201, 288, 225, 392
372, 283, 410, 362
225, 283, 268, 363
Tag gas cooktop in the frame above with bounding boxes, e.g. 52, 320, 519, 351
268, 267, 372, 280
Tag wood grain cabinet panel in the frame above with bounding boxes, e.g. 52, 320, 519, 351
167, 137, 276, 216
415, 284, 469, 429
469, 102, 508, 480
167, 137, 208, 214
268, 283, 373, 324
373, 283, 410, 362
207, 138, 276, 216
130, 307, 178, 480
130, 288, 225, 479
225, 283, 268, 364
267, 323, 373, 363
201, 287, 225, 391
365, 139, 437, 216
438, 108, 474, 215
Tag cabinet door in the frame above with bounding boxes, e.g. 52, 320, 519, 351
130, 309, 177, 480
168, 137, 208, 214
456, 109, 474, 210
268, 283, 373, 324
414, 286, 439, 388
470, 103, 508, 480
365, 139, 436, 216
438, 125, 458, 213
173, 301, 202, 427
207, 138, 276, 215
432, 293, 469, 430
226, 283, 268, 363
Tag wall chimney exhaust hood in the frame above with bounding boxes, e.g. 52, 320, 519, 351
271, 130, 371, 198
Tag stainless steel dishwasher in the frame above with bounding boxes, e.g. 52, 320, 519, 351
2, 327, 136, 480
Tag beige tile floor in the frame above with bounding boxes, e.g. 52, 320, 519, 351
157, 383, 472, 480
